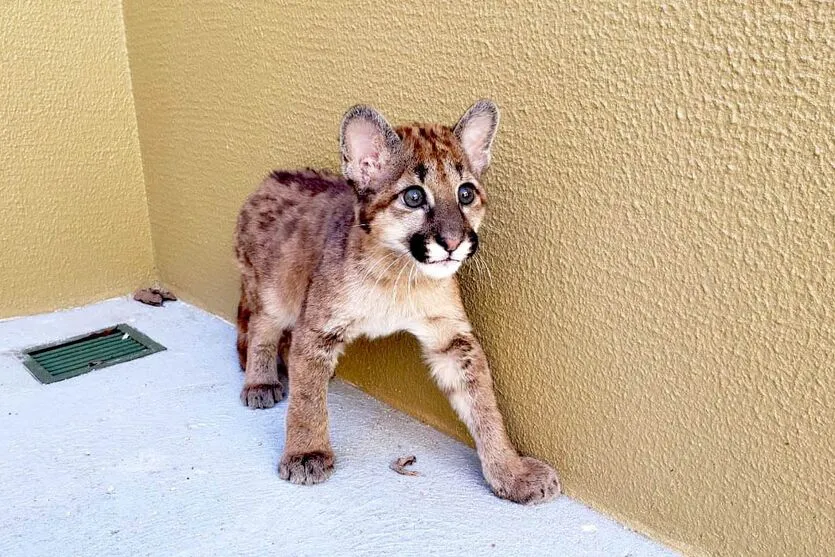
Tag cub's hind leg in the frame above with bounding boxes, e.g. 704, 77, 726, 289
241, 312, 289, 409
236, 288, 252, 371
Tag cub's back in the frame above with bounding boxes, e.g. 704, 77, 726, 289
235, 169, 355, 315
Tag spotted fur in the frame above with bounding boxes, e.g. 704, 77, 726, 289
234, 100, 560, 504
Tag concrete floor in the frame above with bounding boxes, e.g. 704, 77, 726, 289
0, 298, 676, 557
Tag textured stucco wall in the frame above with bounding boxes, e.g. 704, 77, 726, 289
0, 1, 154, 319
123, 2, 834, 555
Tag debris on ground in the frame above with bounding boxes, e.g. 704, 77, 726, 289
133, 289, 162, 306
133, 286, 178, 307
390, 455, 420, 476
155, 288, 177, 301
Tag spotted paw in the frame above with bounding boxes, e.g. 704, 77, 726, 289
240, 383, 285, 409
490, 456, 561, 505
278, 451, 334, 485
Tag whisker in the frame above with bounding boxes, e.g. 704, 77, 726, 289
391, 258, 410, 306
471, 254, 494, 289
407, 263, 417, 314
371, 253, 407, 293
470, 255, 482, 279
358, 254, 394, 284
481, 256, 495, 285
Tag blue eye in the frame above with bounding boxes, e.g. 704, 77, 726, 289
458, 183, 476, 206
403, 186, 426, 208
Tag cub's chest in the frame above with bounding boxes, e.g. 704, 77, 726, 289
344, 296, 417, 341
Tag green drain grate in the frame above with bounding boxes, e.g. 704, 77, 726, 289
20, 324, 166, 384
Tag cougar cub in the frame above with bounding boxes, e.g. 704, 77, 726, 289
234, 100, 560, 504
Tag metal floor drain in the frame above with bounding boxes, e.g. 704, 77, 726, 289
20, 324, 165, 384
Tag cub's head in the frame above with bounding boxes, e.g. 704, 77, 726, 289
340, 100, 499, 280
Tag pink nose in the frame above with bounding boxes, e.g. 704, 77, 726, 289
438, 233, 462, 252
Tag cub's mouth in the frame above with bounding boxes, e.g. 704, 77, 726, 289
407, 231, 479, 279
416, 258, 463, 279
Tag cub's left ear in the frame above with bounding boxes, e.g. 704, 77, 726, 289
340, 105, 403, 191
453, 99, 500, 176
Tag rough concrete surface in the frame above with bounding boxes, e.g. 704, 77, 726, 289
0, 298, 675, 557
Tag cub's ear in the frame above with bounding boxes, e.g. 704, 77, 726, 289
453, 99, 500, 176
340, 105, 403, 190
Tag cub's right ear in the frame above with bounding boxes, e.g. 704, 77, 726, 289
453, 99, 499, 176
340, 105, 403, 190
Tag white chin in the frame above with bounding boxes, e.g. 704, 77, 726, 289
417, 260, 462, 279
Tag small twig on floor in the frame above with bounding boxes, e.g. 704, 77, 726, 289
390, 455, 420, 476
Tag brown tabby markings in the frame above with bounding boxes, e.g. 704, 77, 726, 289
234, 101, 561, 504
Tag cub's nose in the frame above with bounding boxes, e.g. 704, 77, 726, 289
436, 232, 463, 253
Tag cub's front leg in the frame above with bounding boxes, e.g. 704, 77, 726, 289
278, 324, 345, 485
416, 319, 561, 504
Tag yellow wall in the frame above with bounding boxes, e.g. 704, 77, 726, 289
123, 2, 834, 555
0, 1, 154, 318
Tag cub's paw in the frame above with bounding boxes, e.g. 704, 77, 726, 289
490, 457, 561, 505
279, 451, 334, 485
240, 383, 285, 409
